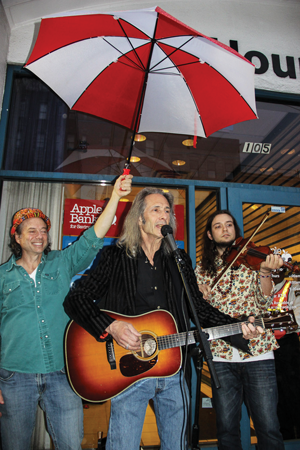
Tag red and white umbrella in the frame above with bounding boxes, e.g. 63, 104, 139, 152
25, 6, 257, 162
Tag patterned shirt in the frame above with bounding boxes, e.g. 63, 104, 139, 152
195, 258, 278, 360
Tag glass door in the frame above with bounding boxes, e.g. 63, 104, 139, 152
194, 184, 300, 448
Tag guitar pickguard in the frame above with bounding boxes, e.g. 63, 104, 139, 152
120, 354, 158, 377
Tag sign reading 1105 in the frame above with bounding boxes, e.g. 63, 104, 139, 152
242, 142, 271, 154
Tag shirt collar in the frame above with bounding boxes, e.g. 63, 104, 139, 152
6, 253, 46, 271
6, 254, 18, 271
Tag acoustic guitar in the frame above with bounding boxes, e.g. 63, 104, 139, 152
65, 309, 296, 402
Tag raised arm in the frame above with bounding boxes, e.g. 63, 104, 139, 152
94, 174, 132, 238
259, 253, 283, 296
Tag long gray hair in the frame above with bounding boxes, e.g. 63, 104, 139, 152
118, 187, 177, 256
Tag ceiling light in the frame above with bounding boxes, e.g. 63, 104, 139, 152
130, 156, 140, 163
172, 160, 186, 166
281, 149, 289, 155
134, 134, 146, 142
288, 149, 295, 155
182, 139, 194, 147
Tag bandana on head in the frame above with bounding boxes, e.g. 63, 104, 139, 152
10, 208, 51, 236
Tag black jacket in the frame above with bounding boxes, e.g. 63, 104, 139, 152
63, 245, 238, 341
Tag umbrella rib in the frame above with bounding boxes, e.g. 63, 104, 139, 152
114, 18, 148, 71
102, 37, 147, 72
150, 36, 194, 71
151, 60, 201, 74
154, 41, 258, 120
114, 59, 145, 72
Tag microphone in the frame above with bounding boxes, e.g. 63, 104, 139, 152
161, 225, 178, 253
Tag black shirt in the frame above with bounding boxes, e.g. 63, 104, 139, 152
135, 248, 168, 314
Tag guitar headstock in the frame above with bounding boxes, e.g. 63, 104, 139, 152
262, 310, 298, 332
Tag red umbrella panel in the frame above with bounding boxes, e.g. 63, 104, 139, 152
25, 6, 257, 152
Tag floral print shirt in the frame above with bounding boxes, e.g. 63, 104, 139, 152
195, 258, 279, 360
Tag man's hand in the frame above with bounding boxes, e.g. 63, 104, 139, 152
260, 254, 283, 272
241, 316, 264, 340
94, 174, 133, 238
106, 320, 141, 351
114, 174, 133, 199
259, 254, 283, 296
197, 284, 211, 300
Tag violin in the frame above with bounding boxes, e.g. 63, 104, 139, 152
225, 237, 300, 273
211, 211, 300, 292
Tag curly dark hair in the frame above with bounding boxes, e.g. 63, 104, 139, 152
9, 221, 51, 258
200, 209, 241, 275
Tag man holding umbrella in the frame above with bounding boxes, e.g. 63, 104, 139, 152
64, 187, 258, 450
0, 174, 132, 450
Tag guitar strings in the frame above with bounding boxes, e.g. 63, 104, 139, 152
137, 314, 292, 351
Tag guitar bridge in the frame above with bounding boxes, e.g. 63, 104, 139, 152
106, 338, 116, 370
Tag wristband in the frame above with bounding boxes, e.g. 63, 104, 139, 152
99, 332, 109, 339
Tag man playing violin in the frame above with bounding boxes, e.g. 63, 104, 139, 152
195, 210, 285, 450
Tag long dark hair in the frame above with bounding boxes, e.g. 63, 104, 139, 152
118, 187, 177, 256
201, 210, 241, 275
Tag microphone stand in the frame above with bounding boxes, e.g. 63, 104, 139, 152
190, 345, 204, 450
161, 226, 220, 449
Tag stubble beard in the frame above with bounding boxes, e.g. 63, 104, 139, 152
215, 239, 235, 256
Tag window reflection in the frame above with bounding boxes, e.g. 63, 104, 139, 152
3, 73, 300, 187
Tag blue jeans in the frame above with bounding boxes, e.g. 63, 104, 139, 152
0, 368, 83, 450
106, 371, 189, 450
211, 360, 284, 450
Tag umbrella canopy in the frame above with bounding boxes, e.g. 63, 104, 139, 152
25, 6, 257, 147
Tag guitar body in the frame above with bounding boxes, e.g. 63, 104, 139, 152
65, 308, 297, 402
65, 310, 182, 402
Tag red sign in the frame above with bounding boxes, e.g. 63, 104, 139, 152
63, 198, 184, 240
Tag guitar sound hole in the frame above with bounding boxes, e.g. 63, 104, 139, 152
137, 333, 157, 358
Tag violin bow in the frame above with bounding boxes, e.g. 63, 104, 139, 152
211, 211, 270, 291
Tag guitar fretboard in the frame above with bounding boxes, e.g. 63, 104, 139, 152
157, 318, 265, 350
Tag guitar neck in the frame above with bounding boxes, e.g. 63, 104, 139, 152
157, 318, 265, 350
203, 318, 264, 341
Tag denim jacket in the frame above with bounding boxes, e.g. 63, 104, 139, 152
0, 226, 103, 373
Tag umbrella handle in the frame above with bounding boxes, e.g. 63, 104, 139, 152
120, 167, 131, 191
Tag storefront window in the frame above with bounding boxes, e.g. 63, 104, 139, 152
62, 182, 187, 248
3, 72, 300, 188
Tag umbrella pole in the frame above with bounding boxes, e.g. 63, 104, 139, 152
121, 78, 148, 177
124, 36, 157, 174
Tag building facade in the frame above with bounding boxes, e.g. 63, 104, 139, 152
0, 1, 299, 448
